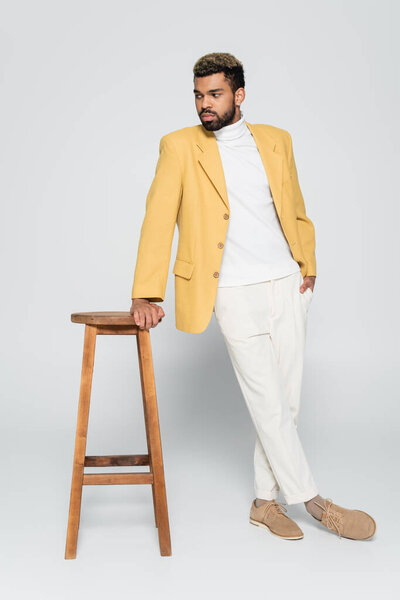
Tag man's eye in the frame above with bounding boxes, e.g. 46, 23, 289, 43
195, 94, 220, 99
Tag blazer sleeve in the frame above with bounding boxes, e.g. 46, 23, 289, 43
131, 134, 183, 301
287, 132, 317, 277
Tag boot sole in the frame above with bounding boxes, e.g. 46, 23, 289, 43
310, 511, 376, 540
249, 517, 304, 540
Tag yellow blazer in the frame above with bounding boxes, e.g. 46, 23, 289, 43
131, 121, 316, 334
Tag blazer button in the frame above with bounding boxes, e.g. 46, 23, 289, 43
213, 271, 219, 278
217, 242, 224, 248
223, 213, 229, 220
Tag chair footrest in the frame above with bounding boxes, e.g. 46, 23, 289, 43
84, 454, 150, 467
83, 472, 154, 485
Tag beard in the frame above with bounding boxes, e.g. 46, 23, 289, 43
200, 101, 237, 131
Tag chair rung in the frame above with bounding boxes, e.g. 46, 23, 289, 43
84, 454, 149, 467
83, 472, 153, 485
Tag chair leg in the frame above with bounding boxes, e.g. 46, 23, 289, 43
136, 329, 172, 556
141, 379, 159, 528
65, 324, 97, 559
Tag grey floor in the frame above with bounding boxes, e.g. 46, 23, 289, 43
2, 374, 397, 599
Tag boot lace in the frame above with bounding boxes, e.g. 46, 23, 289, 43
314, 497, 344, 538
263, 500, 288, 520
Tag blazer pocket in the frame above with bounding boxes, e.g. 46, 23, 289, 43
173, 257, 194, 280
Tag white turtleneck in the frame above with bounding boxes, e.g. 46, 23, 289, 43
213, 110, 300, 286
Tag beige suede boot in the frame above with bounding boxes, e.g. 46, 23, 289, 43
249, 499, 304, 540
310, 497, 376, 540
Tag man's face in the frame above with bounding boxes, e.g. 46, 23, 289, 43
193, 73, 244, 131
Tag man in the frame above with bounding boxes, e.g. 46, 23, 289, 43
129, 52, 376, 541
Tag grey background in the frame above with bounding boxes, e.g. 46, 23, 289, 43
1, 0, 398, 597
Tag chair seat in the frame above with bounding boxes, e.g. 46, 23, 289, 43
71, 311, 137, 325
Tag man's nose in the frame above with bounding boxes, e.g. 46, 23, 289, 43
201, 98, 213, 110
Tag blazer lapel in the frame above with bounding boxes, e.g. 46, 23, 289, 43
245, 122, 283, 219
195, 121, 283, 218
196, 129, 230, 211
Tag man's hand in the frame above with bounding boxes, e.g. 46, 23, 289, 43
130, 298, 165, 330
300, 276, 316, 294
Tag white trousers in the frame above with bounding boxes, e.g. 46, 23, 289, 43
213, 270, 319, 505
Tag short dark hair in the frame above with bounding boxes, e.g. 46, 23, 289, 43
193, 52, 245, 93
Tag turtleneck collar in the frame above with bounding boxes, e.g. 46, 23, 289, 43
213, 110, 248, 141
